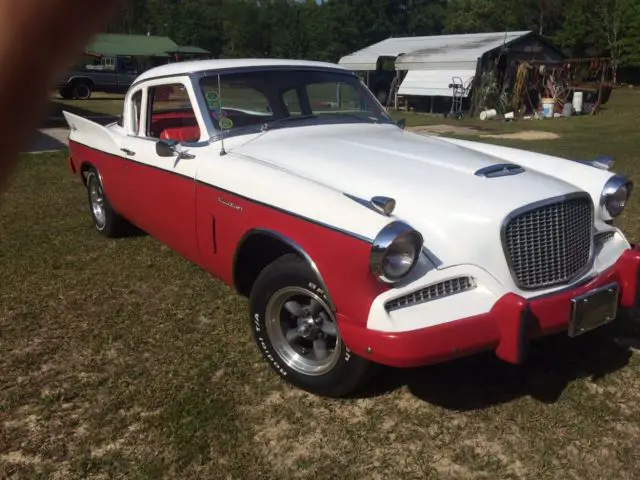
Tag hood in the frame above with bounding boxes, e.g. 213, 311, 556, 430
231, 123, 584, 278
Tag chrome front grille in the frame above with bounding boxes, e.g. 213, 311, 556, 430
385, 277, 476, 312
502, 194, 594, 290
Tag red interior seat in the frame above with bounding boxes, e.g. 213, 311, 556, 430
150, 111, 198, 138
160, 126, 201, 143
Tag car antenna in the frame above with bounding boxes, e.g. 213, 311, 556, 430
217, 73, 227, 156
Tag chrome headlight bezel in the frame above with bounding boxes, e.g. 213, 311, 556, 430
370, 221, 424, 284
600, 174, 633, 220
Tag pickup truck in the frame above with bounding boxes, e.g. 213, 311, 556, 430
57, 55, 141, 100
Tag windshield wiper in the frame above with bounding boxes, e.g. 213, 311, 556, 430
261, 114, 318, 131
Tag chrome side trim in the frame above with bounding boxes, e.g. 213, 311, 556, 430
500, 192, 595, 291
574, 156, 615, 170
343, 193, 383, 214
475, 163, 525, 178
232, 229, 335, 309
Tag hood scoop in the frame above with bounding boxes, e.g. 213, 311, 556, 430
474, 163, 525, 178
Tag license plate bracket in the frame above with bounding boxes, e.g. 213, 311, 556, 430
568, 282, 619, 338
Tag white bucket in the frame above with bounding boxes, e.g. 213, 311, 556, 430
572, 91, 583, 114
480, 109, 497, 120
541, 98, 555, 118
504, 111, 515, 120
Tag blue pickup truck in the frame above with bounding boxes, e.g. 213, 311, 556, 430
57, 55, 142, 100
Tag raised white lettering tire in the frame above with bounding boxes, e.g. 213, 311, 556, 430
249, 253, 375, 397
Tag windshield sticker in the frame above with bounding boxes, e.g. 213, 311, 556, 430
206, 91, 220, 108
219, 117, 234, 130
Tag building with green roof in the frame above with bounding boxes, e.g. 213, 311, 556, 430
57, 33, 211, 100
85, 33, 210, 60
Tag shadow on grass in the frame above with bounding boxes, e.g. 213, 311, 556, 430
24, 130, 68, 154
353, 315, 638, 410
123, 223, 148, 238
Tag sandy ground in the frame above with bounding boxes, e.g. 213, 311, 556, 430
408, 124, 560, 141
407, 125, 482, 136
480, 130, 560, 140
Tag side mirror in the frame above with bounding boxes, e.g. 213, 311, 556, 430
156, 139, 179, 157
396, 118, 406, 129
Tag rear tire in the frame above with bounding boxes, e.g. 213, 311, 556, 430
249, 254, 375, 397
85, 168, 128, 238
73, 81, 92, 100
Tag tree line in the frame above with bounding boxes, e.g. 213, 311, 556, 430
105, 0, 640, 73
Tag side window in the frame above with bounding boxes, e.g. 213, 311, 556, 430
146, 83, 201, 143
130, 90, 142, 135
306, 82, 365, 114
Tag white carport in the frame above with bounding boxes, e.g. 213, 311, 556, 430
338, 36, 472, 71
339, 31, 532, 99
395, 31, 530, 98
397, 70, 476, 97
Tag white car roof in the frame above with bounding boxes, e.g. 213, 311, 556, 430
135, 58, 351, 84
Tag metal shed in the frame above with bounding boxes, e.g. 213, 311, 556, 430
339, 31, 565, 104
395, 31, 530, 98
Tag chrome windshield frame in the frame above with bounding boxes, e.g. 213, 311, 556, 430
186, 65, 396, 142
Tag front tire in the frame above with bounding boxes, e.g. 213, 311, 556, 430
85, 168, 128, 238
59, 86, 73, 100
249, 254, 375, 397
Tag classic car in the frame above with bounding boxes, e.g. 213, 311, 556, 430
63, 58, 640, 397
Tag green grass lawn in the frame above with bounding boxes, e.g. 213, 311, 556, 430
2, 90, 640, 479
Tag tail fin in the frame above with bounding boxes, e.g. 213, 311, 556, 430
62, 111, 120, 153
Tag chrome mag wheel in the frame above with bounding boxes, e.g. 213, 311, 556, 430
87, 173, 106, 229
265, 286, 341, 376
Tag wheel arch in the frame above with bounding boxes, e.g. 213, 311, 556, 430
79, 161, 96, 186
69, 76, 95, 86
232, 228, 334, 309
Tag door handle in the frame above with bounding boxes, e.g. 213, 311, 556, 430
120, 148, 135, 156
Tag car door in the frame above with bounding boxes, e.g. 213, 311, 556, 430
119, 78, 205, 264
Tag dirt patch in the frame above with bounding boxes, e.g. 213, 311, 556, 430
480, 130, 560, 140
407, 125, 561, 141
408, 124, 483, 136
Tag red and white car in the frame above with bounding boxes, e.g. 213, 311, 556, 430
64, 58, 640, 397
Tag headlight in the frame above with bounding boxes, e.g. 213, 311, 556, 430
600, 175, 633, 219
370, 221, 423, 284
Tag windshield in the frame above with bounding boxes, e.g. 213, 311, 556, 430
199, 68, 395, 138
